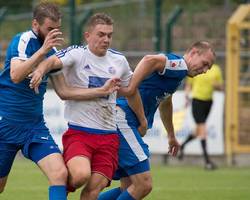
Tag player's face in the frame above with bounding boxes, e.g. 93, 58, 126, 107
85, 24, 113, 56
33, 18, 61, 41
187, 49, 214, 77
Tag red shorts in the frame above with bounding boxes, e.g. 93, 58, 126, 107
62, 128, 119, 180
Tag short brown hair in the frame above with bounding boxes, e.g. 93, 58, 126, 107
33, 2, 61, 24
187, 41, 216, 57
86, 13, 114, 31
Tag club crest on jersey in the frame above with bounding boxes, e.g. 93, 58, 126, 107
108, 66, 116, 74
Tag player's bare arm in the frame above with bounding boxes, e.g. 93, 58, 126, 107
124, 89, 148, 136
50, 74, 121, 100
126, 54, 166, 95
29, 55, 62, 90
10, 29, 63, 83
159, 96, 180, 156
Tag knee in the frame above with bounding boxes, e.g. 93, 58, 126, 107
135, 176, 152, 196
69, 169, 91, 189
49, 165, 68, 184
142, 179, 152, 195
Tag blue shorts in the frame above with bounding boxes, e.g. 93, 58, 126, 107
114, 107, 150, 179
0, 117, 61, 178
114, 159, 150, 180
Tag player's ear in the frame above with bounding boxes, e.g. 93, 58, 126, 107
84, 31, 90, 42
32, 19, 39, 29
189, 47, 199, 57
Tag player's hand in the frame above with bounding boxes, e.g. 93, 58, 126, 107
40, 29, 64, 55
138, 117, 148, 137
167, 135, 180, 157
28, 69, 44, 94
102, 78, 121, 95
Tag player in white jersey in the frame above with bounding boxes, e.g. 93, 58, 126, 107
29, 13, 147, 200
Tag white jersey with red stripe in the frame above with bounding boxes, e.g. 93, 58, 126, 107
56, 45, 132, 132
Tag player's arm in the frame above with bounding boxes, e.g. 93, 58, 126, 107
10, 29, 63, 83
50, 73, 121, 100
29, 55, 62, 91
120, 54, 166, 96
125, 89, 148, 136
159, 95, 180, 156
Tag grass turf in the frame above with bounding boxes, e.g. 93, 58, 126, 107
1, 159, 250, 200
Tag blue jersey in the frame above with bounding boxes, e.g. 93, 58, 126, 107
117, 53, 188, 129
0, 30, 55, 123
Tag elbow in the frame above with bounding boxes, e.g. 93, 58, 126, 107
125, 86, 137, 97
10, 72, 22, 84
56, 89, 69, 100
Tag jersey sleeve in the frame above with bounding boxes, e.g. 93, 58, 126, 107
159, 56, 188, 78
214, 65, 223, 84
11, 35, 34, 61
120, 57, 133, 87
55, 45, 79, 68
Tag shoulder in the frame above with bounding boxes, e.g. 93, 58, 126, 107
165, 53, 187, 71
107, 48, 124, 56
143, 54, 166, 67
56, 45, 86, 58
107, 48, 127, 60
11, 30, 36, 47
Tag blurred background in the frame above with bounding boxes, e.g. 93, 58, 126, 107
1, 0, 250, 165
0, 1, 250, 199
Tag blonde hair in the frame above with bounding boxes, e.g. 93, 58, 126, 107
187, 41, 216, 58
86, 13, 114, 31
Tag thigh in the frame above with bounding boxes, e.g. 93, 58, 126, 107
117, 126, 149, 169
22, 120, 61, 163
92, 134, 119, 181
37, 152, 67, 185
62, 128, 94, 164
66, 156, 91, 179
0, 143, 19, 178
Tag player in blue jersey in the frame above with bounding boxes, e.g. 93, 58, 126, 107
98, 41, 216, 200
0, 3, 66, 199
0, 3, 121, 200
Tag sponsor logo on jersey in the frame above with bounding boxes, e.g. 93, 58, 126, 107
170, 60, 183, 68
171, 61, 176, 68
84, 64, 91, 70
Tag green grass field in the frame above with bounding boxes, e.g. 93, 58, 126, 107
1, 159, 250, 200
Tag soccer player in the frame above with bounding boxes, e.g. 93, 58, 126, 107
29, 13, 147, 200
98, 41, 216, 200
178, 63, 223, 170
0, 3, 68, 200
0, 3, 120, 200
